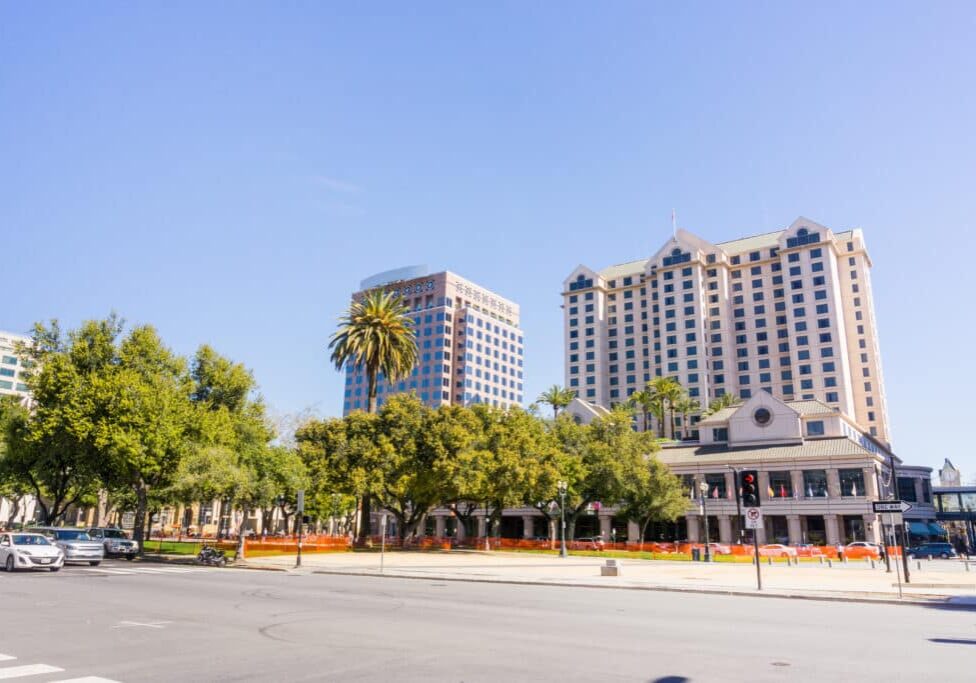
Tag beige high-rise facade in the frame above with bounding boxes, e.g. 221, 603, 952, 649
562, 217, 890, 445
343, 266, 523, 414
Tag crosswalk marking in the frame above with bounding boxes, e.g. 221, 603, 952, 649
75, 566, 199, 575
0, 663, 63, 679
52, 677, 121, 682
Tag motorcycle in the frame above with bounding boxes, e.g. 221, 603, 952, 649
197, 545, 228, 567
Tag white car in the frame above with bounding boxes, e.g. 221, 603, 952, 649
759, 544, 798, 558
0, 532, 65, 572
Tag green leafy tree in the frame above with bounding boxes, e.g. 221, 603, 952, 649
536, 385, 576, 420
618, 455, 688, 550
648, 376, 684, 439
701, 392, 739, 417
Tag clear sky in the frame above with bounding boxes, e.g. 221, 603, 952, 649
2, 3, 974, 477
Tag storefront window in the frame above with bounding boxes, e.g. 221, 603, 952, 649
939, 493, 961, 512
843, 515, 865, 543
839, 469, 866, 497
803, 470, 828, 498
768, 471, 793, 499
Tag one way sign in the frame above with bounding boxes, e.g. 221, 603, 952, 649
872, 500, 912, 514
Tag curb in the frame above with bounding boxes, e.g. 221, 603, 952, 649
302, 568, 973, 608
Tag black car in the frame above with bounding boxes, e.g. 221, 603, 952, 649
907, 542, 957, 559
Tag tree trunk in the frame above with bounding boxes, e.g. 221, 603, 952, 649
132, 485, 149, 550
357, 495, 372, 544
6, 498, 20, 527
235, 506, 249, 561
640, 517, 652, 552
367, 369, 378, 415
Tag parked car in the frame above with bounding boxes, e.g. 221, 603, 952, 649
842, 541, 882, 560
758, 544, 798, 558
702, 542, 732, 556
907, 542, 958, 559
29, 527, 104, 566
88, 527, 139, 560
0, 532, 64, 572
793, 544, 825, 558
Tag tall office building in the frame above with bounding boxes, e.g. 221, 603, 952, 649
342, 266, 524, 415
0, 330, 32, 403
562, 217, 890, 444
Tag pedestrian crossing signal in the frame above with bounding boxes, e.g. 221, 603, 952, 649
741, 470, 760, 507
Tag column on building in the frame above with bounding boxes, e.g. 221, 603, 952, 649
686, 514, 700, 542
862, 514, 880, 544
862, 466, 879, 499
791, 470, 805, 500
522, 515, 535, 539
827, 470, 841, 499
434, 515, 446, 538
914, 479, 925, 505
478, 516, 489, 537
599, 515, 612, 541
758, 470, 771, 504
824, 514, 840, 546
718, 515, 732, 544
627, 521, 640, 545
787, 515, 802, 545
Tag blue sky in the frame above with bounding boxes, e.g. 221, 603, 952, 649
2, 3, 974, 476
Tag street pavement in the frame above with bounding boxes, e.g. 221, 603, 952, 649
250, 550, 976, 603
1, 558, 974, 682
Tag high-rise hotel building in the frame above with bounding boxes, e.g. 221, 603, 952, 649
0, 330, 32, 403
562, 217, 890, 444
342, 266, 524, 415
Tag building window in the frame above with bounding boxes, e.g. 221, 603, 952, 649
802, 470, 829, 497
712, 427, 728, 442
705, 473, 727, 499
768, 471, 793, 499
897, 477, 917, 502
839, 469, 865, 497
806, 420, 825, 436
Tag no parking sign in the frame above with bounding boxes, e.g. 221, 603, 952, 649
744, 507, 763, 530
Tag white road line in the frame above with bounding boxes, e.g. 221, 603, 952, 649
0, 664, 63, 679
52, 678, 122, 683
0, 657, 12, 663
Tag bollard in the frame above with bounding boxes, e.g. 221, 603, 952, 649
865, 557, 871, 565
916, 561, 922, 571
819, 555, 824, 565
870, 559, 875, 569
842, 556, 848, 564
767, 556, 773, 566
966, 561, 971, 573
827, 559, 832, 568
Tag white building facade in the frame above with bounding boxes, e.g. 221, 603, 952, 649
343, 266, 524, 414
562, 217, 890, 445
0, 330, 32, 403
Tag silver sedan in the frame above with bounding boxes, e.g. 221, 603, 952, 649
0, 532, 65, 572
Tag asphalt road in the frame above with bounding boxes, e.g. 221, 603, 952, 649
1, 559, 974, 682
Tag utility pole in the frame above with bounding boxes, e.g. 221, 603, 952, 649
295, 489, 305, 569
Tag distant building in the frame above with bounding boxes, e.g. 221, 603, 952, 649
562, 217, 891, 445
0, 330, 32, 404
938, 459, 962, 487
342, 266, 524, 414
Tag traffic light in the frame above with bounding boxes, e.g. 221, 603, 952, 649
741, 470, 760, 507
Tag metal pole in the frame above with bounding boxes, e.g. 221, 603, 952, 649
889, 512, 903, 599
874, 465, 892, 573
753, 522, 762, 591
380, 514, 386, 574
295, 489, 305, 569
889, 458, 910, 583
559, 489, 567, 558
730, 467, 743, 545
702, 493, 711, 562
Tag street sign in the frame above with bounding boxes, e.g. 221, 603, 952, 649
744, 507, 763, 529
873, 500, 912, 514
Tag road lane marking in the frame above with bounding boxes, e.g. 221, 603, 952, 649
112, 620, 171, 629
51, 678, 122, 682
0, 658, 12, 663
0, 664, 64, 679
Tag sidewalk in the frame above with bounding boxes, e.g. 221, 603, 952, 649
247, 550, 976, 605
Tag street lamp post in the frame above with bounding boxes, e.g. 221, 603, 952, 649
727, 465, 742, 545
699, 481, 711, 562
558, 480, 568, 558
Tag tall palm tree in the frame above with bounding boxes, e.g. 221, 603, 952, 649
628, 389, 655, 433
674, 396, 701, 440
537, 385, 576, 420
648, 376, 683, 439
329, 289, 418, 414
329, 289, 417, 544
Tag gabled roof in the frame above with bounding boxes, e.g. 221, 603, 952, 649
657, 437, 878, 466
598, 259, 647, 280
697, 398, 835, 427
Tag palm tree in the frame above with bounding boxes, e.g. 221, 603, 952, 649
674, 396, 701, 440
701, 392, 739, 418
537, 385, 576, 419
329, 289, 418, 415
628, 389, 656, 433
329, 289, 417, 544
648, 376, 683, 439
